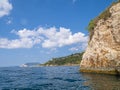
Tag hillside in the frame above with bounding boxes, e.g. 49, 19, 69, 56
43, 52, 84, 66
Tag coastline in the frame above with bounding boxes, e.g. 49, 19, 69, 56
43, 64, 80, 67
80, 67, 120, 75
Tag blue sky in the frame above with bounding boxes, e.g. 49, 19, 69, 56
0, 0, 115, 67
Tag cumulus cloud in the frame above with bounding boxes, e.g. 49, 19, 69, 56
41, 27, 88, 48
0, 38, 34, 49
69, 42, 88, 51
0, 0, 12, 18
0, 28, 42, 49
0, 27, 88, 49
0, 37, 41, 49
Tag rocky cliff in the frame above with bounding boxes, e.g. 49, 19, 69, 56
80, 2, 120, 75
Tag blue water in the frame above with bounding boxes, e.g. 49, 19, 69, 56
0, 66, 120, 90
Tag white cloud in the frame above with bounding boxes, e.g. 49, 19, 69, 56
0, 28, 42, 49
12, 28, 38, 38
0, 37, 41, 49
0, 27, 88, 49
69, 47, 79, 51
69, 42, 88, 51
0, 0, 12, 18
42, 27, 88, 48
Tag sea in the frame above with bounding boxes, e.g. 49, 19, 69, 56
0, 66, 120, 90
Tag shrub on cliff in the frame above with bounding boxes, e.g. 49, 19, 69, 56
87, 0, 120, 40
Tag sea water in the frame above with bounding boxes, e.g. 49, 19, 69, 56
0, 66, 120, 90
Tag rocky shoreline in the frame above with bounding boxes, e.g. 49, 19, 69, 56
80, 67, 120, 75
80, 1, 120, 75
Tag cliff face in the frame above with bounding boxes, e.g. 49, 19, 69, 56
80, 2, 120, 74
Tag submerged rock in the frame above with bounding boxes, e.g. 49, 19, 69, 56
80, 2, 120, 75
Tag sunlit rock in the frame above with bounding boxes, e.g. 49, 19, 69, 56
80, 2, 120, 75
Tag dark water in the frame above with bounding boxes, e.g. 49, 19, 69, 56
0, 66, 120, 90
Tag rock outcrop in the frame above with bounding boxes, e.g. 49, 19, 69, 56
80, 2, 120, 75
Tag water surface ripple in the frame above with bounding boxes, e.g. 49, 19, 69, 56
0, 66, 119, 90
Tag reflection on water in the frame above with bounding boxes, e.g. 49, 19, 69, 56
81, 73, 120, 90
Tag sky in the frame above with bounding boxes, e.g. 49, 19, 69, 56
0, 0, 115, 67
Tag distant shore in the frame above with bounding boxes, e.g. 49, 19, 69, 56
43, 64, 80, 67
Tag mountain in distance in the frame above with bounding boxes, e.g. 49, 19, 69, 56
20, 52, 84, 67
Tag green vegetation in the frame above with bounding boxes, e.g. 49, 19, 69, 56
87, 7, 111, 32
43, 52, 84, 66
87, 19, 95, 40
87, 0, 120, 40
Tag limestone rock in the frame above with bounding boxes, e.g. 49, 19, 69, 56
80, 2, 120, 75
